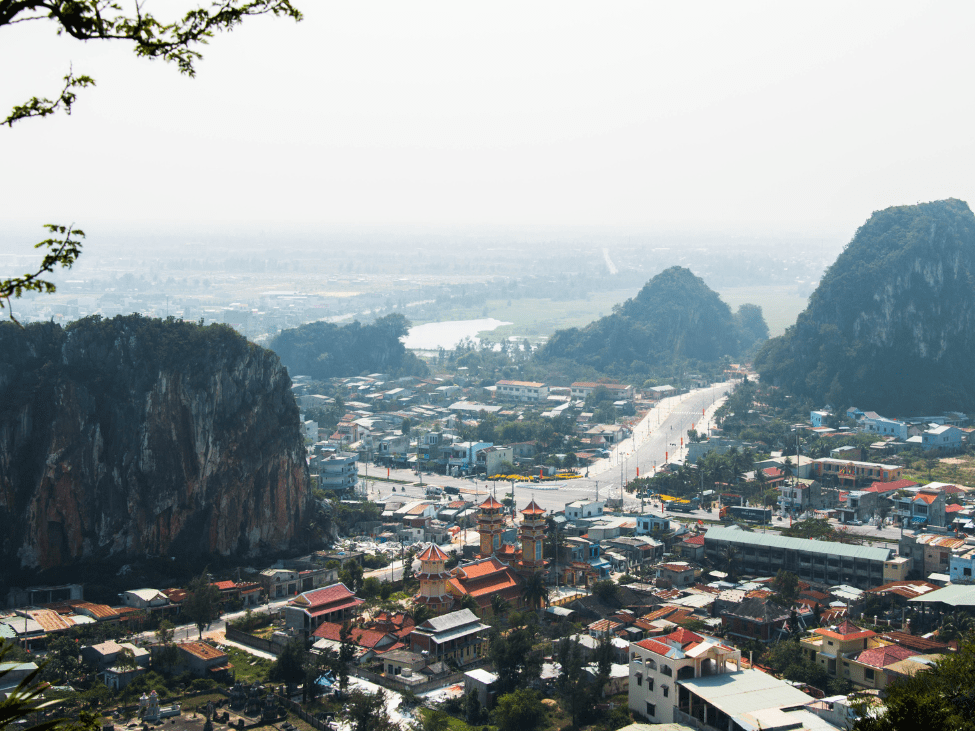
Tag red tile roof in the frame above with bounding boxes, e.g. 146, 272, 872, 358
634, 638, 675, 655
72, 602, 121, 620
855, 644, 919, 668
816, 620, 875, 642
665, 628, 704, 647
312, 622, 390, 648
212, 581, 236, 591
180, 642, 228, 662
417, 544, 449, 562
946, 504, 964, 513
479, 496, 504, 510
864, 479, 918, 494
291, 583, 362, 612
683, 535, 706, 546
521, 500, 546, 516
455, 556, 512, 580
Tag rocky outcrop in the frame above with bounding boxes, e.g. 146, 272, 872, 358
755, 199, 975, 414
0, 315, 310, 570
537, 266, 767, 376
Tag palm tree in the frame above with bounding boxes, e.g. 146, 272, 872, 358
491, 594, 511, 620
521, 572, 549, 610
938, 611, 975, 643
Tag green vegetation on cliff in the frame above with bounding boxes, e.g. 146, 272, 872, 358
755, 199, 975, 414
535, 266, 768, 380
270, 313, 428, 380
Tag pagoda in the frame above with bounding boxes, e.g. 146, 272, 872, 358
477, 495, 505, 558
516, 499, 547, 577
413, 543, 454, 614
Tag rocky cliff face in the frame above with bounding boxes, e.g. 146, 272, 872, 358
755, 199, 975, 413
0, 316, 309, 571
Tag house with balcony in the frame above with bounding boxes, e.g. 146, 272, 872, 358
776, 479, 822, 513
285, 583, 364, 638
446, 441, 492, 476
316, 451, 359, 492
799, 620, 881, 682
627, 627, 828, 729
628, 628, 742, 725
891, 487, 947, 528
477, 446, 513, 477
409, 609, 488, 667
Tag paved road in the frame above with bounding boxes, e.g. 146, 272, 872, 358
360, 383, 732, 516
133, 598, 290, 644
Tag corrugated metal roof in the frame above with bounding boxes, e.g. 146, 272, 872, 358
677, 668, 813, 717
704, 526, 892, 561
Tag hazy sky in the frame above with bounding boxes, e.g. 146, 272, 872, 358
3, 1, 974, 239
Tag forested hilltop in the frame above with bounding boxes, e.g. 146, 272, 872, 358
270, 313, 428, 380
533, 266, 768, 382
755, 199, 975, 414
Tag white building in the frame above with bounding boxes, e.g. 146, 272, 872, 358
628, 628, 827, 730
494, 380, 549, 402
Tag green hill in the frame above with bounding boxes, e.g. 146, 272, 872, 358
270, 313, 428, 380
535, 266, 767, 379
755, 198, 975, 414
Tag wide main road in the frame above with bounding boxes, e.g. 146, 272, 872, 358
360, 382, 732, 517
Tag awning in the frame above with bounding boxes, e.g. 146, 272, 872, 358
911, 516, 928, 524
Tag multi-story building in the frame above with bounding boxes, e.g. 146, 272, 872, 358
891, 487, 947, 528
800, 620, 881, 680
704, 526, 895, 589
949, 546, 975, 583
570, 382, 635, 401
776, 480, 822, 513
628, 628, 742, 725
316, 450, 359, 492
812, 458, 902, 487
898, 532, 967, 578
494, 380, 549, 402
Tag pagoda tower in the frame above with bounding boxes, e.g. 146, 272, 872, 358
478, 495, 505, 558
413, 543, 454, 614
517, 499, 547, 576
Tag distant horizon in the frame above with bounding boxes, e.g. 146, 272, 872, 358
3, 3, 973, 242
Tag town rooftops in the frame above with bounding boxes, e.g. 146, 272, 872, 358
866, 580, 942, 600
496, 380, 546, 388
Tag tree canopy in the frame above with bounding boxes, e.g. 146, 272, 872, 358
1, 0, 302, 322
269, 314, 428, 380
536, 266, 768, 379
756, 199, 975, 414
